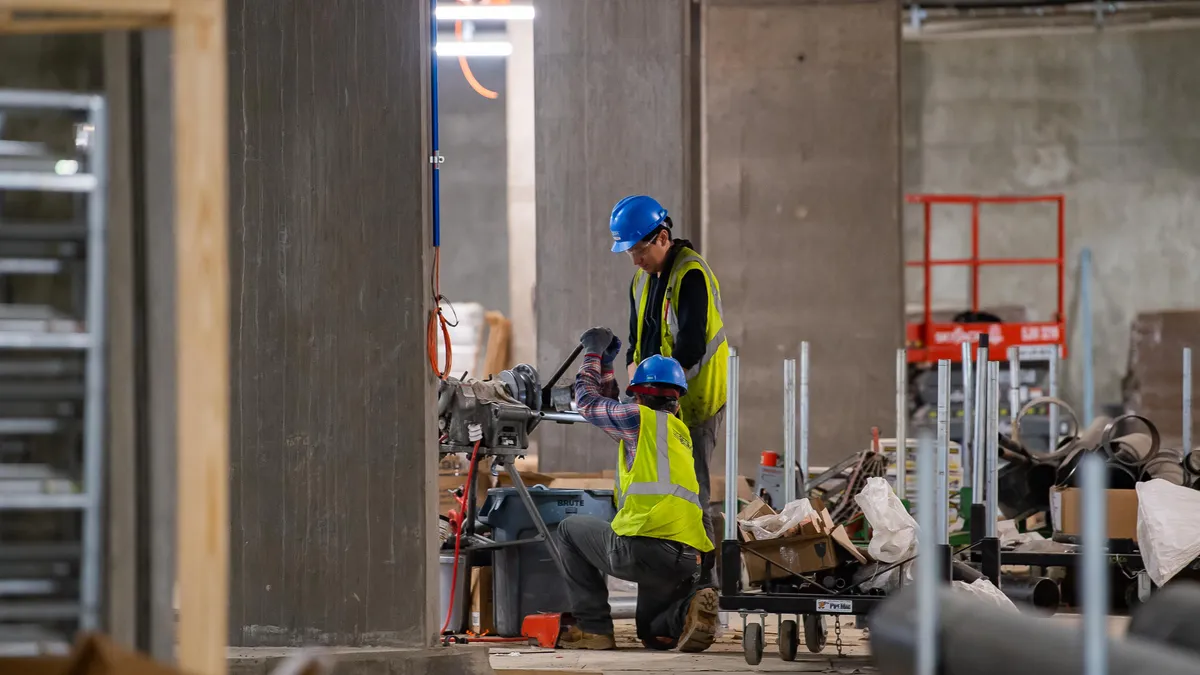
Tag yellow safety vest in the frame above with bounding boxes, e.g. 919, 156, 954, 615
631, 246, 728, 425
611, 406, 714, 553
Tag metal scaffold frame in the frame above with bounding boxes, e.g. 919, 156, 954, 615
0, 88, 108, 646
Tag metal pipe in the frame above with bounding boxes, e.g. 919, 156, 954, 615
1000, 575, 1061, 611
897, 348, 909, 500
869, 587, 1200, 675
961, 342, 973, 491
1081, 248, 1095, 424
799, 342, 811, 490
1081, 453, 1109, 675
537, 411, 585, 424
1008, 346, 1021, 430
986, 361, 1000, 538
915, 428, 938, 675
936, 359, 951, 545
78, 97, 108, 632
972, 340, 989, 504
1184, 348, 1192, 461
784, 358, 797, 503
725, 348, 739, 540
1049, 347, 1060, 451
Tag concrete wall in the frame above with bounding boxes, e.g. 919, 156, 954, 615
534, 0, 694, 472
904, 28, 1200, 410
438, 57, 510, 315
227, 0, 438, 647
705, 0, 904, 470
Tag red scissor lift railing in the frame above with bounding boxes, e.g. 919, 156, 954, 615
905, 193, 1067, 364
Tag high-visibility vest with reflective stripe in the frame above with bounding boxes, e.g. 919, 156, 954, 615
631, 247, 728, 425
611, 406, 714, 553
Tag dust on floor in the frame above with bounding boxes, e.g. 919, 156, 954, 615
489, 616, 875, 674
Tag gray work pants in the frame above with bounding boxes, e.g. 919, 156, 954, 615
688, 406, 726, 552
555, 515, 700, 639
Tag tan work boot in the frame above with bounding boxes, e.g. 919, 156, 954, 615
557, 625, 616, 650
676, 587, 719, 653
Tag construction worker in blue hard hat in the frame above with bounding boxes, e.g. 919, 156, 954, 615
609, 195, 729, 584
553, 326, 717, 653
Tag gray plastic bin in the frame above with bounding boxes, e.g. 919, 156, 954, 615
478, 485, 616, 636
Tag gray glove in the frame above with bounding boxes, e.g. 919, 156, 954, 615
580, 326, 616, 358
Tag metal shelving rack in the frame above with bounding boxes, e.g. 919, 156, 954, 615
0, 88, 107, 650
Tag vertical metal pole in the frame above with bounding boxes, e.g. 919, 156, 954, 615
1048, 346, 1060, 450
725, 348, 739, 540
915, 428, 938, 675
960, 342, 973, 491
1081, 453, 1109, 675
936, 360, 951, 545
80, 98, 109, 631
783, 358, 797, 503
799, 341, 811, 490
1081, 248, 1095, 424
1184, 347, 1192, 459
1008, 346, 1021, 430
896, 348, 908, 501
986, 362, 1001, 538
971, 342, 989, 505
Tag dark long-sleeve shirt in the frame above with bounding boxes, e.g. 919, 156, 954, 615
574, 353, 641, 469
626, 240, 709, 370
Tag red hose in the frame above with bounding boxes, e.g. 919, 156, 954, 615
441, 439, 482, 634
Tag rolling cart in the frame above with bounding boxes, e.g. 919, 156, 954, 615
716, 348, 956, 665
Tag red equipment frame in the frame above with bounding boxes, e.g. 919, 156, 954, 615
905, 193, 1067, 364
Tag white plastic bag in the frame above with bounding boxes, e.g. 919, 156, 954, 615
854, 476, 919, 563
738, 498, 819, 541
952, 578, 1019, 612
1136, 479, 1200, 587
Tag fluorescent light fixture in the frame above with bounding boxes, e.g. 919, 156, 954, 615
436, 40, 513, 57
435, 4, 535, 21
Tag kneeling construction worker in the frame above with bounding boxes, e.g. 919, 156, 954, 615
554, 326, 718, 652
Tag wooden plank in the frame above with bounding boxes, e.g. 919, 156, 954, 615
0, 0, 171, 12
171, 0, 228, 673
0, 15, 169, 33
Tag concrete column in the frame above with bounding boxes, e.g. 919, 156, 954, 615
507, 17, 537, 371
534, 0, 694, 471
703, 0, 904, 469
227, 1, 438, 647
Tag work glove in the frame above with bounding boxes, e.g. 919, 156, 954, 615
580, 327, 616, 359
602, 336, 622, 367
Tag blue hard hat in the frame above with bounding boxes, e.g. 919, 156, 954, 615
630, 355, 688, 394
609, 195, 668, 253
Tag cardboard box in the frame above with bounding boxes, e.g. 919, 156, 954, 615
738, 498, 867, 583
470, 567, 495, 634
1050, 486, 1139, 541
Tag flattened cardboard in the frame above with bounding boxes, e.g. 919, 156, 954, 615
470, 566, 496, 634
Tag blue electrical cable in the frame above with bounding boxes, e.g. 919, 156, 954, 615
430, 0, 441, 247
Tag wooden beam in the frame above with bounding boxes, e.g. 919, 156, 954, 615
0, 0, 171, 13
171, 0, 228, 673
0, 14, 168, 33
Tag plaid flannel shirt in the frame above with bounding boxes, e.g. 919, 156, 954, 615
574, 353, 640, 469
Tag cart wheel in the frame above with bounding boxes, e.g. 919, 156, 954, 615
803, 614, 827, 653
743, 622, 764, 665
778, 619, 799, 661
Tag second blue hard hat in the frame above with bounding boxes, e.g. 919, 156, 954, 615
609, 195, 668, 253
630, 354, 688, 394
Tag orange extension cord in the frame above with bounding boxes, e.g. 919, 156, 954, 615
428, 248, 454, 379
454, 0, 509, 100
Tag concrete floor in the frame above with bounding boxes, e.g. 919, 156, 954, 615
488, 616, 874, 675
